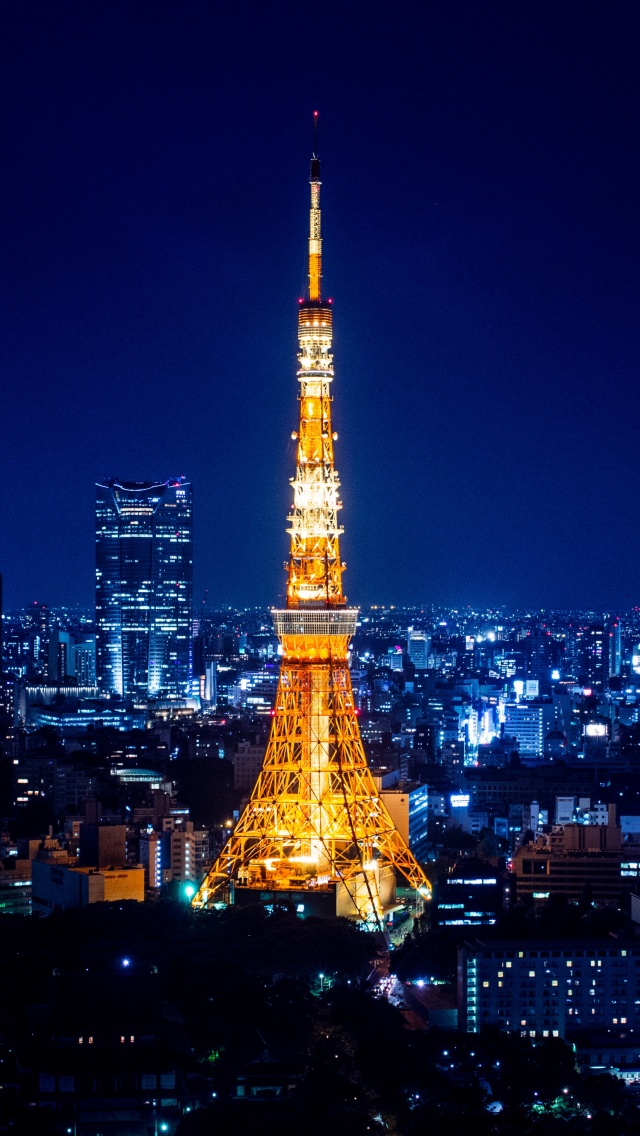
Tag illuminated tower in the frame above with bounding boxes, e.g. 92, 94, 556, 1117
194, 120, 430, 924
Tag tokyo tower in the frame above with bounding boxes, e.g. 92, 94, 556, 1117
193, 118, 431, 925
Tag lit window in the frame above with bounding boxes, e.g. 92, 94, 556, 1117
529, 971, 535, 978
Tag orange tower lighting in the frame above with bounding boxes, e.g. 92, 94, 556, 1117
193, 119, 431, 925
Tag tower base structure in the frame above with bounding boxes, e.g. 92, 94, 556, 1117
193, 610, 431, 927
228, 862, 397, 922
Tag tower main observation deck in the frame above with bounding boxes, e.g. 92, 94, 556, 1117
193, 120, 431, 925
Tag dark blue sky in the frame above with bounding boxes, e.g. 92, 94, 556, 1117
2, 1, 640, 611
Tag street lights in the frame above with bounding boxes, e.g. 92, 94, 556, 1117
319, 972, 325, 993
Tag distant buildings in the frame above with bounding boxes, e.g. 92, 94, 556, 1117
95, 478, 193, 699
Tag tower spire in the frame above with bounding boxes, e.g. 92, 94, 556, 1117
308, 111, 322, 303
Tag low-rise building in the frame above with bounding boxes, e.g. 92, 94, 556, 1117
380, 783, 429, 864
512, 808, 624, 905
32, 862, 144, 914
458, 939, 640, 1038
233, 743, 266, 794
435, 858, 503, 927
0, 859, 32, 914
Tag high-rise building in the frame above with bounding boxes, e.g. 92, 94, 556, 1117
503, 701, 551, 762
95, 478, 193, 699
193, 123, 430, 926
48, 629, 73, 682
73, 636, 97, 685
407, 628, 430, 671
607, 617, 621, 679
26, 601, 49, 678
580, 623, 606, 690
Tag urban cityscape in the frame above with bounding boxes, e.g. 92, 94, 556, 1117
3, 3, 640, 1136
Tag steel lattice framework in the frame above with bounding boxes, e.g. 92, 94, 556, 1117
193, 120, 431, 924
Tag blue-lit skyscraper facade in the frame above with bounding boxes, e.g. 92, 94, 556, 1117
96, 478, 193, 699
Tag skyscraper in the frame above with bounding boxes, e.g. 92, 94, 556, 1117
581, 622, 606, 690
95, 478, 193, 699
407, 627, 430, 670
607, 617, 621, 679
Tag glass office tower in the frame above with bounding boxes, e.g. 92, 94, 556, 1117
96, 478, 193, 699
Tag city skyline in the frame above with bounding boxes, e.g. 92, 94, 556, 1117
3, 4, 640, 612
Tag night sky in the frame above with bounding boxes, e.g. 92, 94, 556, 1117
2, 2, 640, 612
